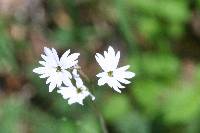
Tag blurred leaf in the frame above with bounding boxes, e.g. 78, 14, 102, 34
158, 1, 189, 23
187, 116, 200, 133
195, 64, 200, 82
168, 23, 184, 38
116, 0, 137, 50
141, 53, 180, 80
128, 0, 158, 14
50, 28, 74, 47
198, 0, 200, 9
163, 87, 200, 124
115, 112, 150, 133
27, 105, 77, 133
77, 114, 100, 133
132, 80, 164, 116
102, 94, 132, 122
0, 21, 18, 72
137, 17, 161, 39
0, 96, 25, 133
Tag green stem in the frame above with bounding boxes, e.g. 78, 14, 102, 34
92, 102, 108, 133
99, 110, 108, 133
77, 67, 108, 133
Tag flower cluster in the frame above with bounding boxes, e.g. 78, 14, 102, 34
33, 46, 135, 105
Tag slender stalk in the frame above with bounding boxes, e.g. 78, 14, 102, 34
98, 109, 108, 133
92, 102, 108, 133
77, 66, 108, 133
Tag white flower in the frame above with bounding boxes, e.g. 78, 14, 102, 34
33, 47, 80, 92
95, 46, 135, 93
57, 69, 95, 105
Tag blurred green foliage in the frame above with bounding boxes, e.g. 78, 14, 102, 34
0, 0, 200, 133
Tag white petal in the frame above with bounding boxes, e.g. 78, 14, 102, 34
46, 77, 52, 84
58, 85, 94, 105
122, 71, 135, 79
104, 46, 118, 70
49, 82, 56, 92
62, 75, 73, 87
33, 67, 46, 74
114, 51, 120, 69
68, 60, 78, 68
68, 99, 75, 105
51, 48, 60, 63
95, 53, 108, 71
56, 78, 62, 87
41, 54, 48, 61
117, 65, 130, 71
60, 52, 80, 68
104, 51, 109, 59
113, 86, 121, 93
111, 78, 124, 88
114, 66, 135, 79
58, 86, 75, 99
108, 46, 115, 57
67, 53, 80, 62
60, 49, 70, 64
106, 78, 124, 92
75, 77, 84, 88
98, 77, 107, 86
39, 74, 49, 78
117, 78, 131, 84
44, 47, 52, 56
72, 69, 79, 77
39, 61, 46, 66
96, 72, 106, 77
90, 94, 95, 100
77, 98, 84, 105
42, 47, 59, 67
62, 70, 72, 79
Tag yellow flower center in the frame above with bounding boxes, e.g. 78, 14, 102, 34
76, 88, 82, 93
107, 71, 113, 77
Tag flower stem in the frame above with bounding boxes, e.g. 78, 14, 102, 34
77, 66, 108, 133
98, 110, 108, 133
92, 102, 108, 133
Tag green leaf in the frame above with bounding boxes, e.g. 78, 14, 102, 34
132, 80, 164, 116
141, 53, 180, 80
102, 95, 132, 122
115, 112, 150, 133
77, 115, 100, 133
158, 1, 190, 23
163, 87, 200, 124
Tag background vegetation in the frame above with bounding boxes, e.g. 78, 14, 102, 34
0, 0, 200, 133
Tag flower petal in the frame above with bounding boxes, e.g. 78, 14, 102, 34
39, 74, 49, 78
60, 49, 70, 64
117, 65, 130, 71
113, 51, 120, 69
98, 77, 107, 86
51, 48, 60, 63
95, 53, 108, 71
113, 86, 121, 93
123, 72, 135, 79
44, 47, 52, 56
108, 46, 115, 57
39, 61, 46, 66
49, 82, 56, 92
96, 72, 106, 77
33, 67, 46, 74
60, 51, 79, 68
